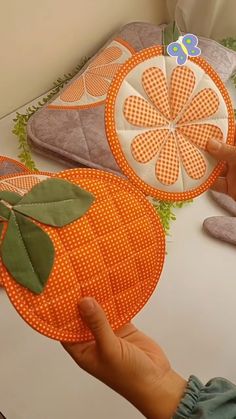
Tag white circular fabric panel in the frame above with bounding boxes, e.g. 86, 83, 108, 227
106, 47, 234, 201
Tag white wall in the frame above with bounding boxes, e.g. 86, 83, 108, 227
0, 0, 167, 118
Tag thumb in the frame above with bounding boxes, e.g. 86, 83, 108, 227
79, 297, 116, 350
207, 139, 236, 163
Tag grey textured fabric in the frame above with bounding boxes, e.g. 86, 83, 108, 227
27, 22, 236, 173
210, 190, 236, 216
203, 191, 236, 245
203, 216, 236, 245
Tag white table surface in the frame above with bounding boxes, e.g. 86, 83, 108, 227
0, 82, 236, 419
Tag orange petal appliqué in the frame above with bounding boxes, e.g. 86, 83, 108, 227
124, 96, 168, 128
131, 129, 169, 163
88, 63, 121, 80
85, 73, 110, 97
179, 88, 220, 124
170, 66, 196, 120
142, 67, 170, 119
176, 131, 207, 180
89, 46, 122, 68
178, 124, 223, 150
155, 133, 179, 185
60, 77, 84, 102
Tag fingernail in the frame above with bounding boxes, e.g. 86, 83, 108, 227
79, 298, 95, 316
208, 138, 221, 152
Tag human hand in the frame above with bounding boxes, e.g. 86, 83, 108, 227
207, 128, 236, 200
62, 298, 186, 419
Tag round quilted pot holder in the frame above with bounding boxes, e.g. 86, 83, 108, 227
105, 46, 235, 201
0, 169, 165, 342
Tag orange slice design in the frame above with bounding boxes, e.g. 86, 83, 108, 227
50, 40, 135, 110
105, 46, 234, 201
131, 129, 169, 163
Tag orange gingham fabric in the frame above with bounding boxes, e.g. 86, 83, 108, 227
105, 46, 235, 201
1, 169, 165, 342
124, 96, 167, 128
178, 124, 224, 150
142, 67, 170, 119
155, 132, 179, 185
170, 66, 195, 120
131, 129, 169, 163
179, 88, 220, 124
177, 132, 206, 179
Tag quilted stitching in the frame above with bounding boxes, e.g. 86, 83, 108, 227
1, 169, 165, 342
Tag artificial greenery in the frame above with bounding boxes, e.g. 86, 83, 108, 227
11, 37, 236, 234
152, 199, 192, 235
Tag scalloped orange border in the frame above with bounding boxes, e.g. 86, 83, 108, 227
1, 168, 165, 342
48, 38, 136, 111
105, 46, 235, 202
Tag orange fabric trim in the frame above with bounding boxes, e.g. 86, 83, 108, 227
105, 46, 235, 201
48, 100, 106, 111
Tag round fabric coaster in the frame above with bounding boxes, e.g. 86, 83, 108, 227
105, 46, 235, 201
0, 169, 165, 342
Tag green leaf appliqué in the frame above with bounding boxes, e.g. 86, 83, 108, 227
0, 177, 95, 293
1, 212, 54, 294
0, 191, 21, 205
14, 178, 95, 227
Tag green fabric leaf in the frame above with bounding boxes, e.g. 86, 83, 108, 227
0, 191, 21, 205
0, 203, 11, 221
163, 21, 181, 47
1, 212, 54, 294
14, 178, 95, 227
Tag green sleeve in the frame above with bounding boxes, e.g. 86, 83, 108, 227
173, 375, 236, 418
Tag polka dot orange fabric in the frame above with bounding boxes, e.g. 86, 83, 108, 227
0, 169, 165, 342
105, 46, 235, 201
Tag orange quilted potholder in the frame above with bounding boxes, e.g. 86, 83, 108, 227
105, 46, 235, 201
0, 168, 165, 342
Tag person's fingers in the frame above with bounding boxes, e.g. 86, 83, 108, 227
78, 298, 116, 351
207, 139, 236, 163
210, 177, 228, 194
